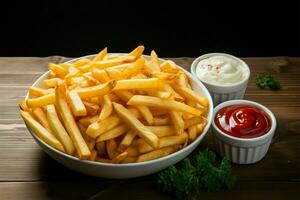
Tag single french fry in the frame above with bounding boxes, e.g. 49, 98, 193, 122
153, 117, 171, 125
113, 78, 161, 90
146, 126, 175, 137
27, 93, 55, 108
67, 91, 87, 117
113, 102, 159, 148
43, 78, 63, 88
95, 141, 106, 157
127, 95, 202, 116
136, 105, 153, 125
89, 149, 98, 161
82, 101, 99, 116
86, 115, 121, 138
93, 56, 135, 69
29, 87, 54, 97
119, 130, 136, 151
20, 110, 65, 152
73, 58, 91, 68
78, 115, 99, 127
122, 57, 145, 78
128, 45, 144, 58
32, 107, 52, 132
172, 85, 209, 107
150, 50, 161, 72
93, 47, 108, 62
170, 111, 184, 135
49, 63, 68, 77
137, 133, 187, 153
92, 68, 110, 83
137, 145, 179, 162
160, 60, 179, 73
112, 152, 128, 163
73, 81, 115, 99
55, 84, 91, 159
177, 72, 189, 87
188, 125, 198, 141
46, 104, 75, 155
99, 95, 113, 121
196, 119, 208, 134
106, 139, 119, 159
184, 116, 203, 129
96, 124, 129, 142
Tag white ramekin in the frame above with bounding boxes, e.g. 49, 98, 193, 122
191, 53, 250, 106
212, 100, 276, 164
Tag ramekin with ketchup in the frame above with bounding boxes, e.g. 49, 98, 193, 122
212, 100, 276, 164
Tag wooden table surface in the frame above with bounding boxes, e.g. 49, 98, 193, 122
0, 56, 299, 200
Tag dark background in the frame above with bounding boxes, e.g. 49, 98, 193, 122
0, 0, 299, 57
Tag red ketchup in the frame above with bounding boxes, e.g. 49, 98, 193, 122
215, 105, 271, 138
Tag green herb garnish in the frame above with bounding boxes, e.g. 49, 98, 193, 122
157, 149, 236, 200
256, 74, 280, 90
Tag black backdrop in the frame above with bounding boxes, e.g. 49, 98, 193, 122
0, 0, 299, 57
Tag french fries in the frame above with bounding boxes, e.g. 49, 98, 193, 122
113, 78, 161, 90
27, 93, 55, 108
20, 46, 209, 164
46, 104, 75, 155
127, 95, 203, 116
137, 145, 179, 162
74, 81, 115, 99
98, 95, 113, 120
67, 91, 87, 117
20, 110, 65, 152
55, 84, 91, 159
112, 102, 159, 149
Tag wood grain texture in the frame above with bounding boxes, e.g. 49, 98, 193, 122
0, 56, 299, 199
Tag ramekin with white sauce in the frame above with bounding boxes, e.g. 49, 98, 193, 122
191, 53, 250, 106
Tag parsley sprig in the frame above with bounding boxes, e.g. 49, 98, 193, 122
256, 74, 280, 90
157, 149, 236, 200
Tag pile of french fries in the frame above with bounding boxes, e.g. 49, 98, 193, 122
19, 46, 209, 163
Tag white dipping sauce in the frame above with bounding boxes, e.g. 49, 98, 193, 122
196, 55, 247, 85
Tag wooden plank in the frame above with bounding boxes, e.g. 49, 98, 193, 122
0, 57, 70, 74
0, 181, 298, 200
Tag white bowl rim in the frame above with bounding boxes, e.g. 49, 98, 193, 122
212, 99, 276, 142
25, 53, 214, 167
191, 52, 250, 88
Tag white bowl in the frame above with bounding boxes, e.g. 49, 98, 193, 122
24, 54, 214, 179
212, 100, 276, 164
191, 53, 250, 106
